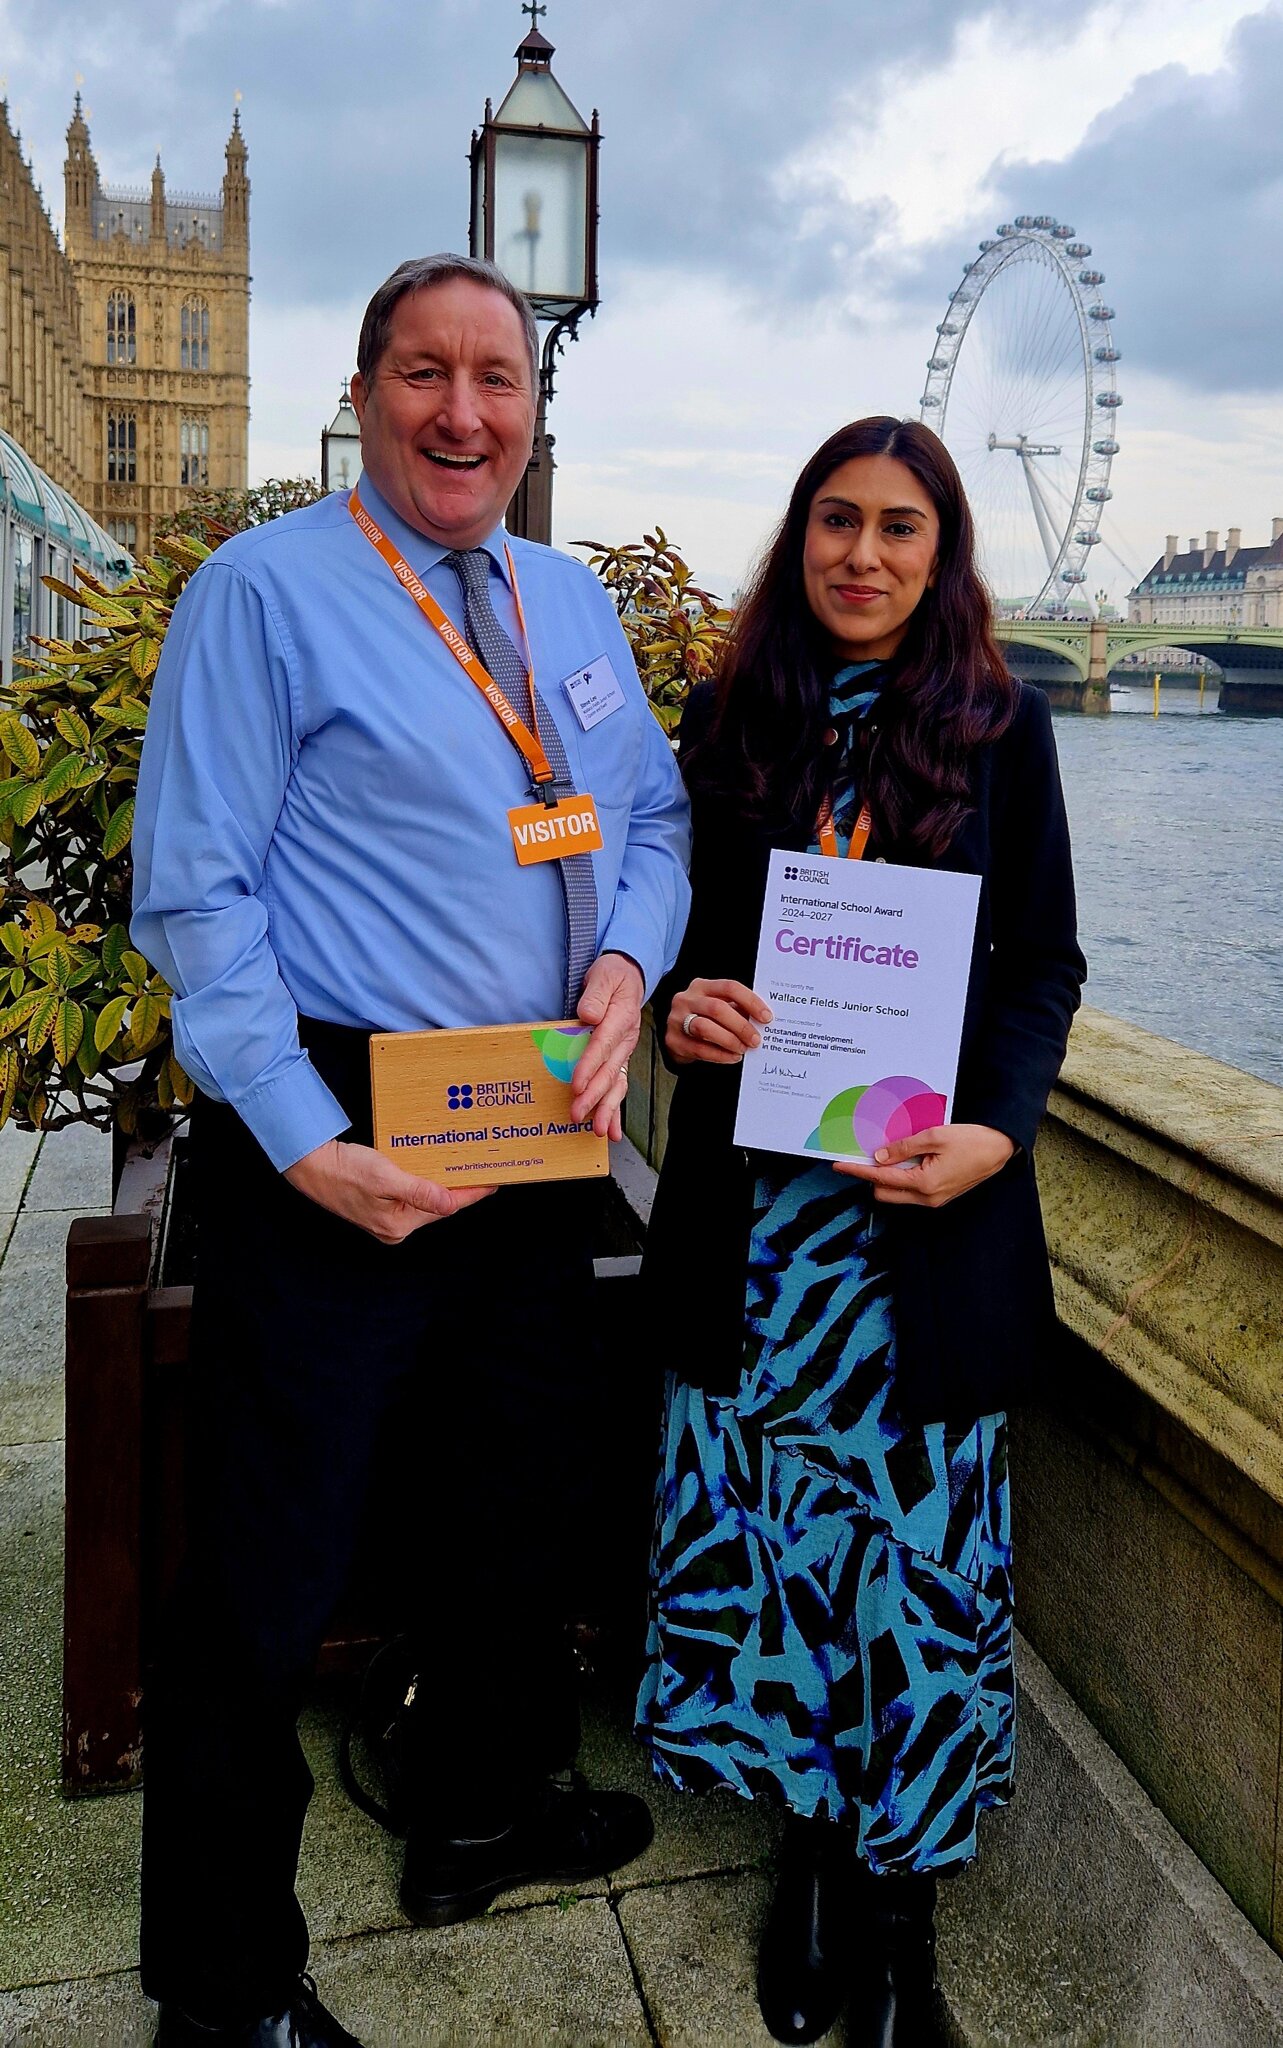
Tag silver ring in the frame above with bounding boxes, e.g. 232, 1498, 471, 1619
618, 1065, 629, 1078
682, 1011, 699, 1038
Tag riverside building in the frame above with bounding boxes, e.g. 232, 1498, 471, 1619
1129, 523, 1283, 631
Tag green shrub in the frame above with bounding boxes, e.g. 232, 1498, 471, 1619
576, 529, 731, 734
0, 535, 211, 1133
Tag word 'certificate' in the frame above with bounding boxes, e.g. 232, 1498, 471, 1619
733, 849, 981, 1162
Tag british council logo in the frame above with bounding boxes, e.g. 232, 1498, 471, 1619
446, 1084, 474, 1112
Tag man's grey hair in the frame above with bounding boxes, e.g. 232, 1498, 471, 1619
356, 255, 539, 395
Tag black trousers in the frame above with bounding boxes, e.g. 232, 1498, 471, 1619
139, 1021, 600, 2024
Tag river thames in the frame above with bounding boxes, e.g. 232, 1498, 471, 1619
1052, 687, 1283, 1088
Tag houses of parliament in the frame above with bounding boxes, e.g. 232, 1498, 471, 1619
1, 90, 249, 560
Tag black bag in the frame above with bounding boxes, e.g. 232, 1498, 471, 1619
338, 1635, 421, 1837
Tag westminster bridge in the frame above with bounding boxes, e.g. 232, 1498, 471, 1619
996, 617, 1283, 711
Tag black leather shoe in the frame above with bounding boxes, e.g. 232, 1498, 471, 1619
848, 1874, 959, 2048
153, 1972, 365, 2046
400, 1770, 654, 1927
756, 1815, 857, 2045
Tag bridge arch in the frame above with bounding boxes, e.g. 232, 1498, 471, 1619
994, 619, 1283, 711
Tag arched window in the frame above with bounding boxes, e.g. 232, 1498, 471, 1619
181, 297, 210, 372
180, 418, 210, 488
106, 292, 136, 366
107, 412, 137, 484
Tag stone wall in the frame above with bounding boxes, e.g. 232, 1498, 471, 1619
623, 1005, 1283, 1950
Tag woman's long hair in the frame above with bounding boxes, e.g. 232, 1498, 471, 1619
690, 417, 1016, 856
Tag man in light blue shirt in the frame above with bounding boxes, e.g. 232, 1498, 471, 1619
133, 255, 690, 2048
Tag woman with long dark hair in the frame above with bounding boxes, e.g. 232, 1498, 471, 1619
635, 418, 1085, 2045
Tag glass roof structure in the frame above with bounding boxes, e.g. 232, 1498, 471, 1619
0, 430, 132, 576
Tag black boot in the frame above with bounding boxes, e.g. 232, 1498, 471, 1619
400, 1771, 653, 1928
756, 1815, 856, 2045
153, 1972, 365, 2045
848, 1871, 958, 2048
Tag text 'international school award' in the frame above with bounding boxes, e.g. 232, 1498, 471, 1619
370, 1021, 609, 1188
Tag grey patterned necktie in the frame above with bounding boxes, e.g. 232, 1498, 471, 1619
445, 547, 599, 1012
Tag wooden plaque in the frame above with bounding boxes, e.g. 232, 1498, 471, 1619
369, 1020, 609, 1188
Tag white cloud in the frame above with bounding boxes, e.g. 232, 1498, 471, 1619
795, 0, 1248, 262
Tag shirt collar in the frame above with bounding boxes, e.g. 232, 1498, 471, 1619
350, 472, 512, 586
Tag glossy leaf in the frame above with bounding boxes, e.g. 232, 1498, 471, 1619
26, 988, 59, 1054
102, 799, 135, 859
53, 999, 85, 1065
54, 709, 93, 750
94, 993, 131, 1051
0, 715, 39, 775
101, 924, 129, 978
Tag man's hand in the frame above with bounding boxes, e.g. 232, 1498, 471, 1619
833, 1123, 1015, 1208
284, 1139, 496, 1244
570, 951, 646, 1141
666, 978, 771, 1066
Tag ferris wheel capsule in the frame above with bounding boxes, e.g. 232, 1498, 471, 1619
1086, 486, 1113, 502
997, 223, 1016, 237
1067, 243, 1091, 258
1093, 438, 1120, 455
1061, 569, 1087, 583
1078, 270, 1105, 286
1074, 530, 1101, 545
937, 323, 958, 335
1088, 304, 1115, 321
1014, 214, 1034, 228
1052, 224, 1075, 239
921, 394, 942, 408
1095, 392, 1122, 409
1033, 215, 1056, 230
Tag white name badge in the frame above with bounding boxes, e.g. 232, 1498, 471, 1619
563, 655, 626, 732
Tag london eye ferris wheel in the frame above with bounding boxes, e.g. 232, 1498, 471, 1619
919, 218, 1121, 614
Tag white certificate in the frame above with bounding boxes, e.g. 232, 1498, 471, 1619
733, 848, 981, 1161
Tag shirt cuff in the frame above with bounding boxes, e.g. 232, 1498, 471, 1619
599, 913, 663, 1003
235, 1055, 352, 1172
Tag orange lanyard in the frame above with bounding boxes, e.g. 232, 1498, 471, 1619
816, 797, 872, 861
348, 489, 558, 804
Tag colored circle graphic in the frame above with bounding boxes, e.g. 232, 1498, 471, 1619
805, 1074, 946, 1156
853, 1076, 946, 1156
530, 1024, 591, 1083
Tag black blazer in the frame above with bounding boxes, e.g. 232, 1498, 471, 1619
641, 679, 1087, 1427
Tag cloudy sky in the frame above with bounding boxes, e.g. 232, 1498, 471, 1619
4, 0, 1281, 602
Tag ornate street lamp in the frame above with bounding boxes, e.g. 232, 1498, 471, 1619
470, 4, 601, 543
320, 380, 362, 492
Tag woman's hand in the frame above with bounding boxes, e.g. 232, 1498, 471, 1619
833, 1123, 1015, 1207
666, 978, 772, 1066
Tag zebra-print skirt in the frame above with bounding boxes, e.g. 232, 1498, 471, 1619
635, 1157, 1015, 1874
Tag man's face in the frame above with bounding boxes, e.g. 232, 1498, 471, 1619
350, 278, 536, 550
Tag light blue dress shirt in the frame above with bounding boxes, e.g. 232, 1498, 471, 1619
131, 477, 692, 1171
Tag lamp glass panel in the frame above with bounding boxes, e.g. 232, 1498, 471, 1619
330, 437, 361, 490
492, 132, 586, 304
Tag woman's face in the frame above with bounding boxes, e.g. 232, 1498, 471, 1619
802, 452, 941, 663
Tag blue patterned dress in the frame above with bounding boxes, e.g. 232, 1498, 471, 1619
635, 666, 1015, 1875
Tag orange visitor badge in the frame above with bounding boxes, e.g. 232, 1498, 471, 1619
508, 794, 604, 866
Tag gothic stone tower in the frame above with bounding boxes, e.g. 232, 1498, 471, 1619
63, 97, 250, 558
0, 98, 86, 497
